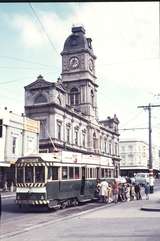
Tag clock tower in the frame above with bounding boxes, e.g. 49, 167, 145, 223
61, 25, 98, 119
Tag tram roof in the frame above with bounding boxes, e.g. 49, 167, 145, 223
17, 152, 61, 163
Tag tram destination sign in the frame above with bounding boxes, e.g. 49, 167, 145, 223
19, 158, 39, 163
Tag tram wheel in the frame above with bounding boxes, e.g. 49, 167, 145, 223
72, 198, 79, 207
60, 201, 67, 209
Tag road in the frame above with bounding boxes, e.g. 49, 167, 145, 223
1, 183, 160, 241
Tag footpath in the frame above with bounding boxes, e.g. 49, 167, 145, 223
141, 189, 160, 212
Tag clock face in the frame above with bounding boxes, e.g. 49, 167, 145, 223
89, 59, 94, 71
69, 57, 79, 69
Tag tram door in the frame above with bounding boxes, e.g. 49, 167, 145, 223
80, 167, 86, 195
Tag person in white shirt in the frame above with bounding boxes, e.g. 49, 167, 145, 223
99, 179, 109, 203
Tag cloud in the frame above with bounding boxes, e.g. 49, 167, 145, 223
3, 2, 160, 144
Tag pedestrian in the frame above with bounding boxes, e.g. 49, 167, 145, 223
112, 180, 119, 203
130, 183, 135, 201
134, 183, 142, 200
126, 183, 130, 202
108, 184, 113, 203
95, 179, 101, 200
99, 179, 109, 203
144, 182, 150, 200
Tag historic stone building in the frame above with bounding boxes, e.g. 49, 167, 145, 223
120, 140, 160, 177
24, 26, 120, 178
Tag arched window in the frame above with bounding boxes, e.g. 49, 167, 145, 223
93, 132, 97, 150
70, 87, 79, 105
91, 90, 94, 107
34, 94, 47, 104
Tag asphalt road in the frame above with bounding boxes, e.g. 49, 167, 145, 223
1, 183, 160, 241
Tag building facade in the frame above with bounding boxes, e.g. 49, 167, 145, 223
0, 108, 39, 189
119, 140, 160, 177
24, 26, 120, 178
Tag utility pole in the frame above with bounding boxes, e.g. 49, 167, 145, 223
138, 103, 160, 193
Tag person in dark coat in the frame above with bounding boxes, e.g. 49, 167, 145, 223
134, 183, 142, 200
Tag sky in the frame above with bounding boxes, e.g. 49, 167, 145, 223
0, 2, 160, 147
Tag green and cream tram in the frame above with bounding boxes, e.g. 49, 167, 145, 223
15, 151, 115, 209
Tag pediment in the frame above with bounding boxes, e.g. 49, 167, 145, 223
25, 75, 53, 90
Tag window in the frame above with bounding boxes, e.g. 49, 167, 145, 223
48, 167, 59, 180
17, 167, 23, 183
74, 128, 78, 145
66, 126, 70, 143
75, 167, 80, 179
57, 121, 62, 141
35, 166, 45, 183
12, 137, 17, 154
35, 94, 47, 104
115, 143, 118, 156
101, 168, 104, 178
0, 119, 3, 138
90, 168, 93, 178
104, 139, 107, 153
40, 120, 46, 139
100, 136, 102, 151
62, 166, 68, 179
109, 141, 112, 154
91, 90, 94, 107
82, 131, 86, 147
70, 87, 79, 105
25, 166, 33, 183
105, 169, 108, 178
93, 132, 97, 150
69, 167, 74, 179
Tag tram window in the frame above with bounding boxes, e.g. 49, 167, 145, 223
48, 167, 52, 180
90, 168, 93, 178
52, 167, 58, 180
17, 167, 23, 183
75, 167, 80, 179
35, 166, 45, 183
86, 167, 89, 178
25, 166, 33, 183
105, 169, 108, 178
69, 167, 74, 179
62, 166, 68, 179
101, 168, 104, 178
48, 167, 58, 180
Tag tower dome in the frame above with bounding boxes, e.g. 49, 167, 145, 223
61, 25, 95, 58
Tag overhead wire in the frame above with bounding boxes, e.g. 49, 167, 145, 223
28, 2, 59, 56
119, 110, 146, 128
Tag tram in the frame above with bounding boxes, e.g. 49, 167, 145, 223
15, 151, 115, 209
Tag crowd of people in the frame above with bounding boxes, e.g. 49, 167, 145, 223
95, 178, 150, 204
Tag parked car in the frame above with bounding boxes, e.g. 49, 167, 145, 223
134, 173, 150, 186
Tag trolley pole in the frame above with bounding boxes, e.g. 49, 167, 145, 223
138, 104, 160, 193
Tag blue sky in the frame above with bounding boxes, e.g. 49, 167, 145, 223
1, 2, 160, 146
